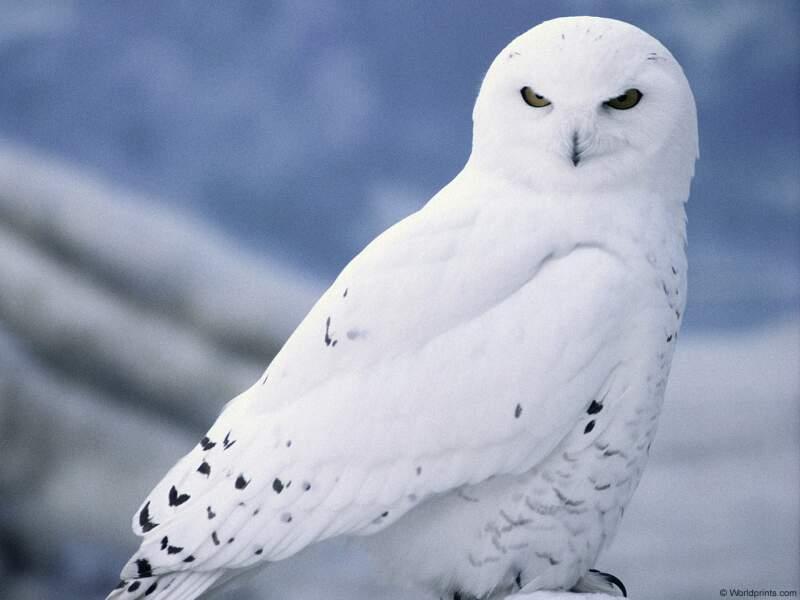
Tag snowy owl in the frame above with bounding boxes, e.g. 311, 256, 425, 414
108, 15, 697, 600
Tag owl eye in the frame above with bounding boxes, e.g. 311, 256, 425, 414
605, 88, 643, 110
520, 87, 551, 108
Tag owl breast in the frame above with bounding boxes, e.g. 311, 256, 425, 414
359, 256, 683, 599
359, 361, 664, 600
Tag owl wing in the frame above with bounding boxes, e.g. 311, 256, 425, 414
111, 177, 639, 598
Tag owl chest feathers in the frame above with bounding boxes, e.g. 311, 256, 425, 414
357, 181, 686, 597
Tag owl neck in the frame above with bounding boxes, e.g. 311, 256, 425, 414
452, 154, 689, 259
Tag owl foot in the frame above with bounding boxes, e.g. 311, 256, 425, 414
571, 568, 627, 597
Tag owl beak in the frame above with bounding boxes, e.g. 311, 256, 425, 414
571, 131, 582, 167
563, 112, 596, 168
570, 128, 595, 167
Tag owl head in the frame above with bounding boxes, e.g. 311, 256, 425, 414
471, 16, 698, 199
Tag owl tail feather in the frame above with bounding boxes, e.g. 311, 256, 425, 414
106, 570, 222, 600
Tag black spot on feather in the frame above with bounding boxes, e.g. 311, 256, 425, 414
206, 506, 216, 519
235, 474, 250, 490
223, 431, 236, 450
160, 536, 168, 550
273, 478, 284, 493
167, 544, 183, 555
666, 333, 674, 342
135, 558, 152, 578
514, 403, 522, 418
168, 485, 190, 507
324, 316, 338, 347
212, 531, 220, 546
587, 400, 603, 415
343, 288, 348, 298
183, 555, 195, 563
128, 581, 141, 592
114, 579, 126, 590
197, 461, 211, 476
536, 551, 560, 566
138, 502, 158, 532
145, 581, 158, 596
228, 537, 235, 544
200, 436, 216, 450
255, 548, 263, 555
584, 420, 596, 434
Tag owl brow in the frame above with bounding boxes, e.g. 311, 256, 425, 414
606, 87, 632, 100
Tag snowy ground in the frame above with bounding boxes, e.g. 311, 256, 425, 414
1, 147, 797, 599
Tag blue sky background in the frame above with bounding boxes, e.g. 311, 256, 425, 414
0, 0, 797, 332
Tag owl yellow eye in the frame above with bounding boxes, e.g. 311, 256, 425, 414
605, 88, 643, 110
520, 86, 551, 108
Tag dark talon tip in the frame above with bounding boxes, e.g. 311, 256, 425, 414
603, 572, 627, 597
586, 568, 626, 597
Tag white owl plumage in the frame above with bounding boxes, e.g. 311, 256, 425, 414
108, 16, 697, 600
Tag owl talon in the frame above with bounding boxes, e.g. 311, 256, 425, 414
571, 568, 627, 597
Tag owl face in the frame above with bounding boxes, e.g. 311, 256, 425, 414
471, 17, 698, 194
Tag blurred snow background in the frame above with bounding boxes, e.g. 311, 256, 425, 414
0, 1, 797, 599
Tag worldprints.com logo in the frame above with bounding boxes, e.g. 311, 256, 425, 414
720, 589, 798, 598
